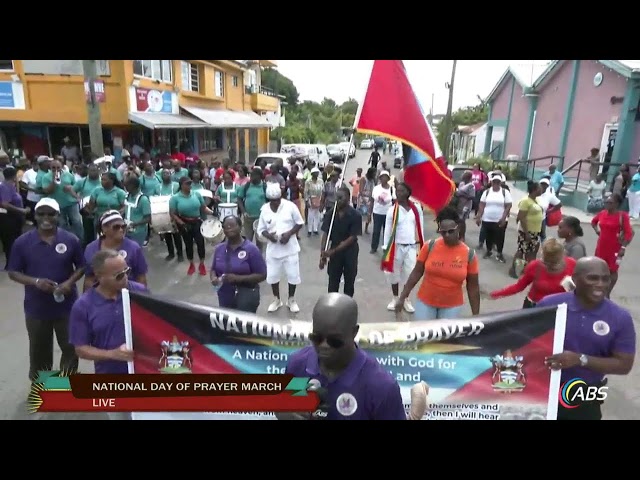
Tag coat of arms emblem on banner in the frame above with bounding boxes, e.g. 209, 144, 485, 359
159, 336, 192, 373
490, 350, 526, 393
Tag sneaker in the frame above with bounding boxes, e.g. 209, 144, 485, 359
187, 263, 196, 276
483, 251, 493, 259
403, 299, 415, 313
287, 298, 300, 313
198, 263, 207, 276
143, 240, 149, 247
177, 254, 184, 262
165, 254, 175, 261
387, 298, 398, 311
268, 298, 283, 312
496, 254, 506, 263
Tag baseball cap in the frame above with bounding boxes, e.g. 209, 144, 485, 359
37, 155, 53, 164
490, 173, 505, 183
34, 198, 60, 213
379, 170, 391, 178
310, 167, 320, 174
539, 178, 550, 185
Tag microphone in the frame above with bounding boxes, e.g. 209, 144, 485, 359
307, 379, 330, 420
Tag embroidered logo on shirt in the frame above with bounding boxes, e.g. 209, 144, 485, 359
55, 243, 67, 254
336, 393, 358, 416
593, 320, 610, 336
118, 250, 128, 259
238, 250, 247, 260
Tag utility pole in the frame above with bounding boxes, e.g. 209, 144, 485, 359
82, 60, 104, 157
443, 60, 458, 158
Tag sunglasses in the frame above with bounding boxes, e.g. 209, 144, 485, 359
114, 267, 131, 281
110, 224, 127, 231
438, 227, 459, 236
309, 333, 345, 349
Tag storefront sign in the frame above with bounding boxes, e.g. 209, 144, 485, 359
130, 86, 176, 114
84, 80, 106, 103
0, 81, 26, 109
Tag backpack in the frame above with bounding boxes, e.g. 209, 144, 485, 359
243, 181, 267, 198
425, 238, 475, 263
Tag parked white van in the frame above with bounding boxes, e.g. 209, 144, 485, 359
281, 144, 329, 167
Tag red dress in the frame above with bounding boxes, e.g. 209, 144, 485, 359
591, 210, 633, 272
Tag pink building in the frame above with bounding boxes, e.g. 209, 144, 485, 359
485, 60, 640, 178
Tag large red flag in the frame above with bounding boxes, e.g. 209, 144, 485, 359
356, 60, 455, 212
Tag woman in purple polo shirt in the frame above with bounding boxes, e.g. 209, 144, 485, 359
82, 210, 148, 291
210, 215, 267, 313
0, 166, 30, 269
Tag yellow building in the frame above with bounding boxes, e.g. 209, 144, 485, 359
0, 60, 280, 164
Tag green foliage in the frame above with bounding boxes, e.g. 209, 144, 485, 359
463, 155, 523, 181
436, 104, 489, 156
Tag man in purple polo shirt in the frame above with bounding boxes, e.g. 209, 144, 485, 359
277, 293, 406, 420
7, 197, 85, 383
538, 257, 636, 420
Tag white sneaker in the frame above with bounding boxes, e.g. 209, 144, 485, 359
403, 299, 415, 313
387, 297, 399, 311
287, 298, 300, 313
268, 298, 283, 312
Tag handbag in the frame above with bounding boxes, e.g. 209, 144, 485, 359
546, 207, 562, 227
224, 245, 260, 313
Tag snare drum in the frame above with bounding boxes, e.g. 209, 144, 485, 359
198, 189, 214, 207
201, 218, 224, 245
150, 196, 173, 234
218, 203, 238, 220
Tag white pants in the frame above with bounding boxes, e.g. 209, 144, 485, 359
629, 191, 640, 218
385, 244, 418, 285
307, 208, 321, 233
266, 253, 302, 285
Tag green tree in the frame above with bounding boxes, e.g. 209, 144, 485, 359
436, 103, 489, 154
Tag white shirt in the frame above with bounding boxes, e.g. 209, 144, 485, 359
382, 201, 424, 249
257, 199, 305, 259
371, 184, 396, 215
21, 168, 41, 202
480, 187, 513, 223
536, 190, 560, 214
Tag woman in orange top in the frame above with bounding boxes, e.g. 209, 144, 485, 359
349, 167, 362, 208
396, 207, 480, 320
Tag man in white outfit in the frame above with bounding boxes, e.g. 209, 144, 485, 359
258, 182, 305, 313
381, 182, 424, 313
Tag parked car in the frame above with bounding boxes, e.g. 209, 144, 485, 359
338, 141, 356, 159
360, 138, 374, 149
252, 153, 292, 170
327, 144, 346, 163
280, 144, 329, 167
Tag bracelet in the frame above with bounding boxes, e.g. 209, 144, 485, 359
35, 278, 40, 286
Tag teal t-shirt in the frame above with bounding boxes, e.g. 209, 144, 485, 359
35, 169, 48, 194
73, 176, 102, 198
170, 168, 189, 183
159, 181, 178, 196
216, 183, 239, 204
630, 173, 640, 193
41, 171, 77, 208
125, 192, 152, 246
90, 186, 127, 217
169, 191, 204, 219
191, 182, 205, 192
238, 182, 266, 218
140, 174, 162, 196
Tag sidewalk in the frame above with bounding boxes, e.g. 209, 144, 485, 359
505, 182, 640, 226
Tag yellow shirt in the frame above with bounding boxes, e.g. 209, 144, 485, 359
518, 197, 544, 233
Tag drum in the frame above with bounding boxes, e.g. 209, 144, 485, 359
198, 189, 214, 206
150, 196, 173, 234
80, 196, 91, 210
219, 203, 238, 220
201, 218, 224, 245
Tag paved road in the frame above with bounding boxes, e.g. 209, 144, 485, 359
1, 148, 638, 420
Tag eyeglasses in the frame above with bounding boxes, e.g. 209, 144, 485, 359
309, 333, 345, 349
114, 267, 131, 281
111, 224, 127, 231
438, 227, 459, 236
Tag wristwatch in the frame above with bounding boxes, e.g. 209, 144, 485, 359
579, 354, 589, 367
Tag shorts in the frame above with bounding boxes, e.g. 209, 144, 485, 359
414, 299, 463, 320
517, 230, 541, 255
385, 244, 417, 285
266, 254, 302, 285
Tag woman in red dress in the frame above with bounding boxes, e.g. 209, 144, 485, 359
591, 193, 634, 297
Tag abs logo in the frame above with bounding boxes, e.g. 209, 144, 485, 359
559, 378, 608, 409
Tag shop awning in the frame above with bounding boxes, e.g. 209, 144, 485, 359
128, 112, 208, 130
181, 106, 272, 129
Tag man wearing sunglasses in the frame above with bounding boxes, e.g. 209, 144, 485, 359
7, 197, 85, 385
277, 293, 406, 420
69, 249, 148, 419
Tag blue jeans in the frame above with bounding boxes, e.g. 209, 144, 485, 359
59, 203, 84, 241
414, 299, 462, 320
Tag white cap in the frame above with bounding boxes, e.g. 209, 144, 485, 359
37, 155, 53, 163
490, 173, 506, 183
121, 149, 131, 158
539, 178, 550, 185
34, 198, 60, 213
310, 167, 320, 174
378, 170, 391, 178
265, 182, 282, 200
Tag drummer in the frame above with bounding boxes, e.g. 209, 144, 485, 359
170, 159, 189, 183
215, 171, 240, 206
159, 169, 179, 196
123, 177, 152, 247
170, 176, 214, 276
87, 171, 126, 230
73, 163, 102, 245
83, 210, 148, 290
140, 162, 162, 197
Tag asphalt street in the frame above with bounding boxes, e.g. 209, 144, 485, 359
1, 148, 638, 420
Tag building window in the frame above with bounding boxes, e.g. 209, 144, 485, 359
232, 75, 239, 87
181, 61, 199, 92
215, 71, 225, 97
200, 129, 224, 151
0, 60, 14, 71
133, 60, 172, 83
22, 60, 110, 76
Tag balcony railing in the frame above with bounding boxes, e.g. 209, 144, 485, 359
245, 84, 277, 97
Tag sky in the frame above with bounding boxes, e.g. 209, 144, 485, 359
276, 60, 549, 114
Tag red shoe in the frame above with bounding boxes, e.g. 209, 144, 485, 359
198, 263, 207, 276
187, 263, 196, 276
